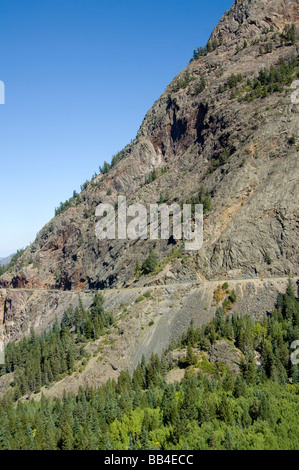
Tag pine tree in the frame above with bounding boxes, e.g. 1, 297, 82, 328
0, 412, 12, 450
161, 386, 177, 425
140, 428, 151, 450
223, 429, 234, 450
142, 248, 158, 274
185, 342, 196, 366
207, 430, 217, 449
60, 422, 74, 450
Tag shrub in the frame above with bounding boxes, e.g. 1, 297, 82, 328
229, 290, 237, 304
142, 248, 158, 275
172, 72, 196, 92
99, 161, 111, 175
209, 149, 231, 173
222, 298, 233, 313
111, 149, 125, 167
192, 76, 206, 95
265, 251, 272, 265
185, 184, 212, 215
214, 285, 226, 303
282, 24, 296, 45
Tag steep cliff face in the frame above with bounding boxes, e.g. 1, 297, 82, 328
1, 0, 298, 292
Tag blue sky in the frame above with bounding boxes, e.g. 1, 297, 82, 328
0, 0, 233, 257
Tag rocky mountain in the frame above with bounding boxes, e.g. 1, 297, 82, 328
0, 0, 298, 350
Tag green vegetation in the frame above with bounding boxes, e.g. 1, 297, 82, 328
83, 208, 95, 219
145, 168, 158, 185
265, 251, 273, 266
191, 76, 206, 96
55, 190, 82, 216
0, 282, 298, 450
213, 283, 237, 313
190, 36, 223, 62
136, 249, 159, 278
111, 150, 124, 167
99, 147, 129, 177
281, 24, 296, 46
144, 167, 167, 185
218, 57, 299, 104
171, 73, 206, 95
259, 42, 273, 55
0, 249, 26, 276
251, 23, 296, 49
228, 289, 237, 304
99, 161, 111, 175
183, 184, 212, 215
241, 57, 298, 102
137, 246, 189, 280
191, 47, 207, 61
218, 73, 243, 94
217, 56, 299, 103
80, 181, 90, 191
62, 293, 114, 341
172, 72, 196, 92
141, 248, 158, 275
0, 294, 114, 397
159, 191, 170, 204
208, 149, 231, 173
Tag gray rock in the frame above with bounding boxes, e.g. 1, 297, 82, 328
208, 340, 243, 374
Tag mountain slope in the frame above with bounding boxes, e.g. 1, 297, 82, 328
0, 0, 298, 293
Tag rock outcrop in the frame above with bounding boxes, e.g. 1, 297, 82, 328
208, 340, 243, 374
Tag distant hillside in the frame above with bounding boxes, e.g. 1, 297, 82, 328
0, 255, 14, 266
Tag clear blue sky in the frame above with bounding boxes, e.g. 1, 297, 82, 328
0, 0, 233, 257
